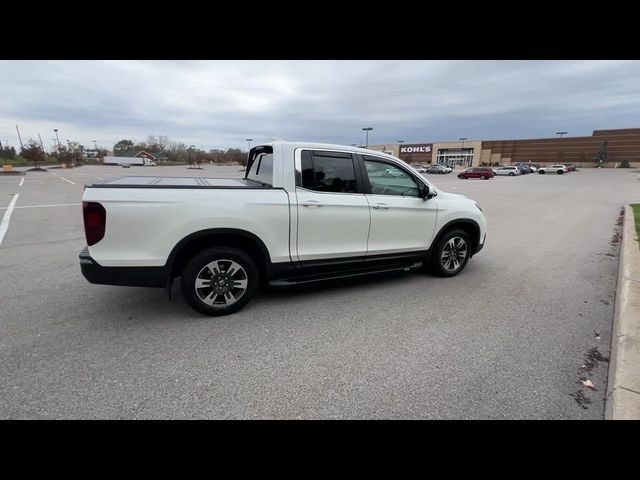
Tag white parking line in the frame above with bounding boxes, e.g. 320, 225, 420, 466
49, 172, 58, 176
60, 177, 76, 185
0, 194, 19, 246
19, 178, 24, 187
0, 202, 81, 210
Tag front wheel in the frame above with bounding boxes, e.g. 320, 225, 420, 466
509, 172, 515, 176
557, 170, 564, 174
429, 229, 471, 277
181, 246, 258, 316
539, 170, 545, 174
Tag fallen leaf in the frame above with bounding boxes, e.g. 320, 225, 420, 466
582, 379, 596, 390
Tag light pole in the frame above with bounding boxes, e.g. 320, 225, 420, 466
459, 137, 468, 168
362, 127, 373, 148
53, 129, 61, 150
246, 138, 253, 151
556, 131, 567, 138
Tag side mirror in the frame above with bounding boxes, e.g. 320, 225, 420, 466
419, 184, 431, 199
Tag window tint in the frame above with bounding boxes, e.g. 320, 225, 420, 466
301, 152, 358, 193
246, 152, 273, 185
364, 160, 419, 197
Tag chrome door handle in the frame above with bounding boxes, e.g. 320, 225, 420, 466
302, 200, 322, 207
372, 203, 389, 209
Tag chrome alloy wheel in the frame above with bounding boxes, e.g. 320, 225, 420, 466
195, 259, 248, 307
440, 237, 468, 272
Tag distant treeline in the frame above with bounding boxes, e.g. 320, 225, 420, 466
113, 136, 248, 165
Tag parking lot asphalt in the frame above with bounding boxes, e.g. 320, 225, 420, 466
1, 165, 638, 419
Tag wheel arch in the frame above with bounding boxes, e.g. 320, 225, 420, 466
429, 219, 481, 259
166, 228, 272, 283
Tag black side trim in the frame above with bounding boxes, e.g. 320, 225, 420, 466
270, 262, 423, 287
268, 250, 427, 281
79, 247, 167, 288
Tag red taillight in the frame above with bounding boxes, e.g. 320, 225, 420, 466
83, 202, 106, 246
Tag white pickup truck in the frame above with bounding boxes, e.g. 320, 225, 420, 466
103, 156, 157, 167
80, 141, 487, 316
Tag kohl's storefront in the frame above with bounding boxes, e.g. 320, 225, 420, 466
395, 141, 482, 167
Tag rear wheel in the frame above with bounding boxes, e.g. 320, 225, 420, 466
509, 172, 515, 176
181, 246, 258, 316
557, 170, 564, 174
429, 229, 471, 277
539, 170, 545, 174
480, 175, 486, 180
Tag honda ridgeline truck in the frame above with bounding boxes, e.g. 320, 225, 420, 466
80, 141, 487, 316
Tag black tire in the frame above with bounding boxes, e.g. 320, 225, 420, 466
509, 172, 515, 176
181, 246, 259, 316
480, 175, 486, 180
557, 170, 564, 174
428, 229, 472, 277
539, 170, 545, 174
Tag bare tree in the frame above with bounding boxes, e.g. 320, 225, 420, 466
20, 138, 45, 169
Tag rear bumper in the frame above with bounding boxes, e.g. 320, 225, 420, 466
79, 247, 167, 288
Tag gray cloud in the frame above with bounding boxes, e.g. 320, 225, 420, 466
1, 60, 639, 151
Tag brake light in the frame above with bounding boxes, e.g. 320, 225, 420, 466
83, 202, 106, 246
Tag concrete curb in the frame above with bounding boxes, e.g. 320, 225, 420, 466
605, 205, 640, 419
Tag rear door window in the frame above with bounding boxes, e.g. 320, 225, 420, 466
300, 151, 358, 193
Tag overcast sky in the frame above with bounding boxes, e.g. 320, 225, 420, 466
1, 60, 639, 152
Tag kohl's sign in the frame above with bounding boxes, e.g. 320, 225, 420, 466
400, 145, 432, 154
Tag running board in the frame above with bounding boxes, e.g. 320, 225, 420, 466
269, 262, 423, 287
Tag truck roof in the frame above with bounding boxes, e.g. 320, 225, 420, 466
259, 141, 399, 159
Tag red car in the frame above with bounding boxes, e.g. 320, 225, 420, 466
458, 167, 495, 180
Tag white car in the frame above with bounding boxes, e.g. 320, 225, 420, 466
80, 141, 487, 316
538, 164, 568, 174
494, 166, 522, 176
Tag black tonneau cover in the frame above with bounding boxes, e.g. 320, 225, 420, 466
87, 176, 271, 189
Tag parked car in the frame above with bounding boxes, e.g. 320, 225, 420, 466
494, 166, 522, 176
80, 141, 487, 316
515, 162, 538, 172
457, 167, 495, 180
538, 164, 568, 174
425, 165, 451, 174
563, 163, 577, 171
411, 164, 428, 173
514, 165, 531, 174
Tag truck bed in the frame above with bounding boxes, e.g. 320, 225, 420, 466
87, 176, 271, 189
